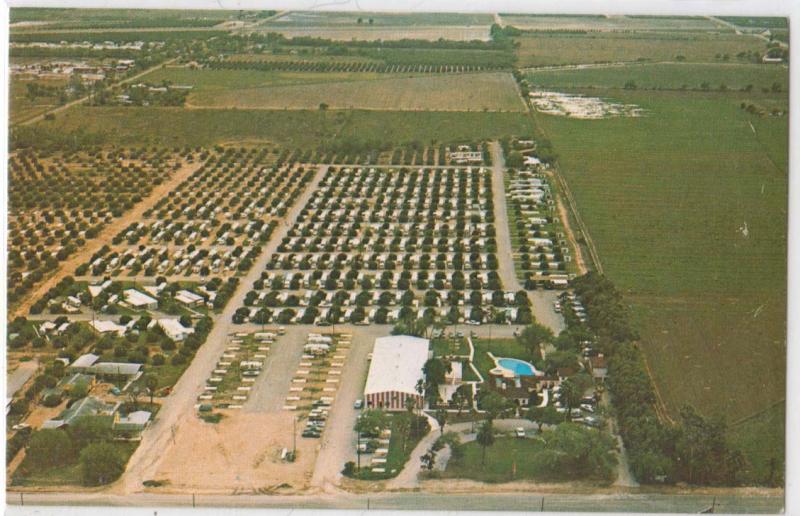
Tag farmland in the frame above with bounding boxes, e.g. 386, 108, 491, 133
514, 32, 765, 67
179, 72, 525, 112
526, 63, 789, 92
498, 14, 724, 32
532, 86, 787, 479
22, 107, 532, 149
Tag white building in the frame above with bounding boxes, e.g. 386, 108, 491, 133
364, 335, 430, 411
158, 318, 195, 342
123, 289, 158, 310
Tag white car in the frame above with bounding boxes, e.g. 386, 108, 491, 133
354, 399, 363, 409
515, 427, 526, 438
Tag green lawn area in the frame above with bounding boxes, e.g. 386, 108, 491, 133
444, 436, 548, 482
12, 441, 138, 487
26, 107, 532, 149
728, 401, 785, 486
533, 85, 786, 473
526, 63, 789, 93
472, 337, 532, 380
431, 337, 469, 357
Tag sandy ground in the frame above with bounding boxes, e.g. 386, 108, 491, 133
153, 411, 316, 494
12, 158, 203, 318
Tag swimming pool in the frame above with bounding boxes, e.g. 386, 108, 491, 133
497, 357, 538, 376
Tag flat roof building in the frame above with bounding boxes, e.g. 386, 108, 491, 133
364, 335, 430, 411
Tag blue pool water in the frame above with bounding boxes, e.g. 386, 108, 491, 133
498, 358, 537, 376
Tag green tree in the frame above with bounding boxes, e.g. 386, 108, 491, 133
144, 374, 158, 405
79, 442, 126, 486
558, 378, 582, 420
477, 390, 509, 422
476, 420, 495, 465
435, 408, 448, 436
516, 323, 553, 361
26, 429, 76, 468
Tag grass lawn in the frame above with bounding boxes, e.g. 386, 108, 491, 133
443, 436, 549, 482
31, 107, 532, 148
533, 85, 786, 471
514, 31, 765, 67
471, 337, 532, 380
431, 337, 470, 357
12, 441, 138, 487
9, 77, 66, 124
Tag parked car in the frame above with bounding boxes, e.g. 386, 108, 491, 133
354, 399, 363, 409
515, 427, 526, 438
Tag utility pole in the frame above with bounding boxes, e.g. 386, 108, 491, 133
292, 415, 297, 457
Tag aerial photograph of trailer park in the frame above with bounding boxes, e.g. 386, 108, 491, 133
3, 7, 789, 513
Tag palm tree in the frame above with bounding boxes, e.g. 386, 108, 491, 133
558, 378, 582, 421
476, 420, 495, 465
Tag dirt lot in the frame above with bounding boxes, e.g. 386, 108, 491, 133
152, 410, 317, 494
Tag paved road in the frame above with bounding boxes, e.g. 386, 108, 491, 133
310, 325, 389, 489
490, 141, 565, 335
242, 325, 309, 413
7, 360, 38, 397
7, 489, 784, 513
117, 165, 328, 494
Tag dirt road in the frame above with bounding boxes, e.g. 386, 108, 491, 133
13, 157, 202, 318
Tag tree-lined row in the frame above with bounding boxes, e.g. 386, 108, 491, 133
206, 59, 505, 74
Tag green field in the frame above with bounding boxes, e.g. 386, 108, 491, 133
515, 32, 766, 67
181, 72, 524, 111
24, 107, 532, 148
142, 67, 397, 89
533, 85, 787, 474
526, 63, 788, 92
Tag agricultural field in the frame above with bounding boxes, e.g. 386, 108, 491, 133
514, 31, 766, 67
526, 63, 789, 92
498, 14, 725, 32
10, 8, 259, 30
178, 72, 525, 112
22, 107, 532, 149
532, 86, 787, 478
256, 11, 493, 41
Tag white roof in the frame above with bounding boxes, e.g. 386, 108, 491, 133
70, 353, 100, 369
90, 320, 126, 335
123, 289, 158, 307
364, 336, 429, 397
158, 318, 194, 338
175, 290, 203, 304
